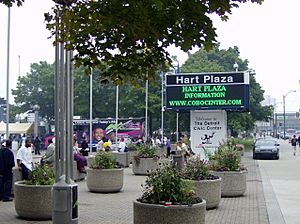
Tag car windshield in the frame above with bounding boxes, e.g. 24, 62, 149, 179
256, 140, 276, 146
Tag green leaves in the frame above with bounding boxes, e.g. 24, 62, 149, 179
24, 165, 55, 186
93, 150, 117, 169
43, 0, 264, 84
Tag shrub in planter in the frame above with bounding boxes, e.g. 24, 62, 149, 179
132, 144, 160, 175
87, 150, 124, 193
134, 163, 206, 224
181, 156, 221, 209
14, 165, 54, 220
209, 142, 247, 197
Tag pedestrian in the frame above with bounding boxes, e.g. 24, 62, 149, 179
166, 137, 171, 158
118, 137, 127, 152
33, 136, 41, 155
41, 139, 55, 167
0, 140, 15, 202
80, 137, 89, 156
16, 140, 34, 180
291, 135, 297, 156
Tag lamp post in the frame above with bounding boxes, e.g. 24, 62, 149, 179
283, 90, 296, 140
233, 62, 239, 72
33, 105, 40, 137
6, 7, 11, 140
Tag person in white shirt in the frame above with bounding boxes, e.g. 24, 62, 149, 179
118, 137, 127, 152
16, 140, 33, 180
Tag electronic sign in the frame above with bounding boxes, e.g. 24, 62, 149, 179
166, 72, 249, 111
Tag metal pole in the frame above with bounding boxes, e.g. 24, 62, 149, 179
283, 95, 286, 140
6, 7, 11, 140
70, 50, 74, 179
89, 70, 93, 153
54, 14, 60, 182
116, 85, 119, 143
145, 79, 149, 141
59, 39, 65, 177
161, 72, 164, 143
65, 48, 70, 184
176, 112, 179, 142
18, 55, 20, 77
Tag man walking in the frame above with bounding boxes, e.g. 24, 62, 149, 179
16, 140, 33, 180
0, 140, 15, 202
291, 135, 297, 156
33, 136, 41, 155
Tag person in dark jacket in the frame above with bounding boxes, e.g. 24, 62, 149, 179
0, 140, 15, 202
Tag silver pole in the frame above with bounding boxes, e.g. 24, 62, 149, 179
65, 49, 71, 184
283, 95, 286, 140
59, 40, 65, 177
145, 79, 149, 141
70, 50, 74, 179
89, 70, 93, 153
161, 72, 164, 143
176, 112, 179, 142
116, 85, 119, 143
18, 55, 20, 77
54, 15, 60, 182
6, 7, 11, 140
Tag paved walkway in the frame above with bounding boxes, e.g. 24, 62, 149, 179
258, 138, 300, 224
0, 152, 270, 224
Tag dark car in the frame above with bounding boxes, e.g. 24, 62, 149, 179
253, 138, 280, 160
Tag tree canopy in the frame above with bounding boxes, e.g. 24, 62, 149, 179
12, 61, 163, 133
2, 0, 263, 84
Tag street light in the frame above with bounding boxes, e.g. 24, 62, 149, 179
283, 90, 296, 140
33, 105, 40, 137
233, 62, 239, 72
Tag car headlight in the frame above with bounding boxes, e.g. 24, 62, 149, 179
271, 148, 277, 152
255, 148, 260, 152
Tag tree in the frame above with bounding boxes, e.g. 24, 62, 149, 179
12, 61, 163, 133
179, 46, 272, 136
42, 0, 263, 84
12, 61, 55, 122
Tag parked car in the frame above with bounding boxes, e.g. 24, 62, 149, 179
253, 138, 280, 160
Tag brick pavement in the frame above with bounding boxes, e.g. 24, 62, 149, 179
0, 152, 269, 224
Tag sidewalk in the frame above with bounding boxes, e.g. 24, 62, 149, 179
0, 152, 269, 224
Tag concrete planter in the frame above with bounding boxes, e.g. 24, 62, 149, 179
132, 157, 159, 175
210, 170, 247, 197
86, 168, 124, 193
112, 152, 129, 167
133, 200, 206, 224
128, 150, 138, 164
14, 181, 52, 220
192, 178, 221, 209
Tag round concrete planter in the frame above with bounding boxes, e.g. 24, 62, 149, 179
132, 157, 159, 175
210, 170, 247, 197
14, 181, 52, 220
193, 177, 221, 209
133, 200, 206, 224
86, 168, 124, 193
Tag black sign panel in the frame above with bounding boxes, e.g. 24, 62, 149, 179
166, 72, 249, 111
167, 72, 246, 86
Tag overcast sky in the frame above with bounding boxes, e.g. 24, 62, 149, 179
1, 0, 300, 112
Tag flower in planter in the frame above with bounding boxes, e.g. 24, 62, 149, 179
137, 163, 201, 205
91, 150, 120, 169
181, 156, 218, 181
133, 143, 160, 163
24, 164, 55, 185
208, 141, 245, 172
